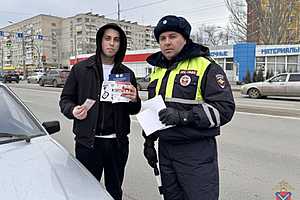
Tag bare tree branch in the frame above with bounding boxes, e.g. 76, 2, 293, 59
247, 0, 299, 44
224, 0, 247, 42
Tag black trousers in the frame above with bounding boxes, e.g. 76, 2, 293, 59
75, 137, 129, 200
159, 139, 219, 200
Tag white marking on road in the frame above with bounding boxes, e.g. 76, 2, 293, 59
13, 88, 60, 94
237, 103, 300, 111
236, 111, 300, 121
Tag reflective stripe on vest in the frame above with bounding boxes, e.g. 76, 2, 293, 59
149, 57, 211, 104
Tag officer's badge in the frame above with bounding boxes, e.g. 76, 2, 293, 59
180, 75, 191, 87
216, 74, 225, 89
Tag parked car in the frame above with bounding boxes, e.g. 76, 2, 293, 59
241, 72, 300, 98
27, 72, 45, 84
136, 74, 150, 91
0, 82, 113, 200
0, 71, 19, 83
39, 69, 70, 87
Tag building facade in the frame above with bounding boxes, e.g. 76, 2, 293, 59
70, 43, 299, 83
0, 12, 158, 73
0, 15, 62, 73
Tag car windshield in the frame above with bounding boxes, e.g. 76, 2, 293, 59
0, 85, 45, 143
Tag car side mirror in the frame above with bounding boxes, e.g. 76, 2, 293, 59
42, 121, 60, 135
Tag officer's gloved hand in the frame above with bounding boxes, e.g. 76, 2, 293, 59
143, 137, 158, 168
159, 107, 193, 126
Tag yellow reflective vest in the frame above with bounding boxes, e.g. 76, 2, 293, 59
149, 56, 212, 105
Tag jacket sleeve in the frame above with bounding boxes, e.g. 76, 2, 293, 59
191, 63, 235, 129
126, 70, 141, 115
59, 66, 78, 119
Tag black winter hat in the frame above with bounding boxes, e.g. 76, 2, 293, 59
154, 15, 191, 42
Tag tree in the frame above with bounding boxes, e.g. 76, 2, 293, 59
252, 70, 257, 82
192, 24, 229, 46
244, 68, 252, 83
224, 0, 247, 42
256, 68, 264, 81
246, 0, 300, 44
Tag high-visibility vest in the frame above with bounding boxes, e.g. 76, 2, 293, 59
149, 57, 211, 104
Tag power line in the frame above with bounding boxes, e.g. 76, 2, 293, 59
105, 0, 169, 16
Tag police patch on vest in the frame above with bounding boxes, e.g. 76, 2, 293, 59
216, 74, 226, 89
180, 75, 191, 87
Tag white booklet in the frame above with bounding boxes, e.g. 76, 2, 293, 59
136, 95, 173, 136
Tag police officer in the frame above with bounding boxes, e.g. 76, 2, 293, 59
143, 15, 235, 200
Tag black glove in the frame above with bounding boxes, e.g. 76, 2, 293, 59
159, 107, 193, 126
143, 137, 158, 168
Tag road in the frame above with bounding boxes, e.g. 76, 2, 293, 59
7, 83, 300, 200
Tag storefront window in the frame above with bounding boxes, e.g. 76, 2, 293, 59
256, 57, 265, 62
287, 64, 298, 72
225, 58, 233, 70
277, 64, 285, 73
287, 55, 298, 63
276, 56, 285, 63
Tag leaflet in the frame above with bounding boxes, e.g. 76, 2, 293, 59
100, 81, 130, 103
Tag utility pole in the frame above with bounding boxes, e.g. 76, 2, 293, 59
22, 32, 27, 79
74, 33, 77, 63
117, 0, 120, 21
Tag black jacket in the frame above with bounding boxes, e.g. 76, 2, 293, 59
59, 23, 141, 148
146, 40, 235, 143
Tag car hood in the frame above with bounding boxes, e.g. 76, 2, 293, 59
0, 136, 112, 200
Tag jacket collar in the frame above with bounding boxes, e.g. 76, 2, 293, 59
146, 40, 210, 68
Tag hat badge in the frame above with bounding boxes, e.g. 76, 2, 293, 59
162, 20, 167, 24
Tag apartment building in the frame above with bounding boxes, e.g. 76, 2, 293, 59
0, 15, 62, 72
0, 12, 158, 72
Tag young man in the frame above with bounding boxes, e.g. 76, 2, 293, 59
59, 23, 141, 200
143, 15, 235, 200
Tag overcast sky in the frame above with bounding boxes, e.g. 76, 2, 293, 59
0, 0, 230, 33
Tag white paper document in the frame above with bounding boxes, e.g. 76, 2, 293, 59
82, 98, 96, 111
136, 95, 171, 136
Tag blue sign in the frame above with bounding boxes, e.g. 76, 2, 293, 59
0, 31, 4, 37
261, 47, 300, 55
16, 32, 23, 38
210, 51, 228, 57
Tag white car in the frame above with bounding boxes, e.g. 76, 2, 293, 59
27, 72, 45, 84
241, 73, 300, 98
0, 83, 113, 200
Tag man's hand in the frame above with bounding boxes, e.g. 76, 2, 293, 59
72, 105, 88, 120
121, 84, 137, 102
143, 138, 158, 168
159, 107, 193, 126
